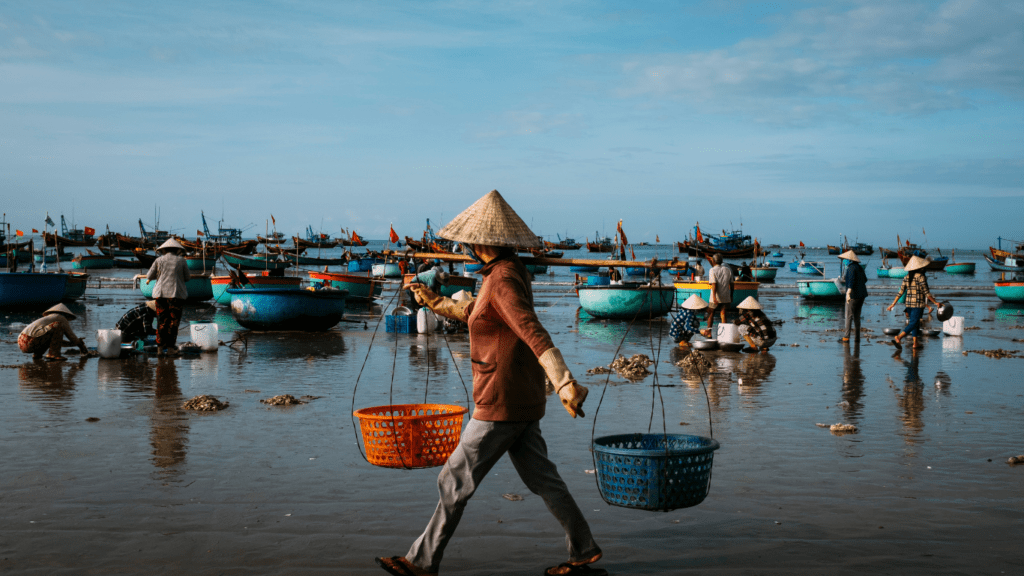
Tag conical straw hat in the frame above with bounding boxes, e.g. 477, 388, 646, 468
681, 294, 709, 309
157, 238, 186, 253
437, 190, 541, 248
44, 303, 77, 319
905, 255, 931, 272
838, 250, 860, 263
736, 296, 762, 310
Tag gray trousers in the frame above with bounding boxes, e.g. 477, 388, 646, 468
406, 418, 600, 573
844, 298, 864, 339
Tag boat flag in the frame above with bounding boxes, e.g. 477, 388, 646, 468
32, 228, 38, 234
45, 213, 54, 226
352, 231, 362, 244
656, 234, 660, 243
271, 215, 276, 225
695, 224, 703, 243
197, 230, 204, 236
616, 220, 628, 247
16, 230, 23, 236
84, 226, 95, 236
799, 241, 805, 248
389, 225, 399, 244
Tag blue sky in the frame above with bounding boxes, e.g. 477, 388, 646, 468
1, 0, 1021, 248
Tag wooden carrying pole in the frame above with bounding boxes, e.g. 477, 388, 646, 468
380, 250, 689, 270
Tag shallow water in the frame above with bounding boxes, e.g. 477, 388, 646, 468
2, 250, 1022, 575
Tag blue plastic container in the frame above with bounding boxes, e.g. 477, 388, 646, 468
386, 314, 414, 334
592, 433, 720, 511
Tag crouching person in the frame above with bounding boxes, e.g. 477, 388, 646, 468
18, 304, 94, 360
735, 297, 777, 353
670, 295, 708, 349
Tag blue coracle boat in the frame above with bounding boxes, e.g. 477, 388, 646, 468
63, 272, 88, 300
577, 284, 676, 319
348, 257, 384, 273
569, 265, 600, 273
0, 272, 69, 308
309, 271, 383, 302
797, 279, 844, 300
796, 262, 825, 276
371, 263, 402, 278
136, 274, 214, 302
876, 267, 890, 278
994, 281, 1024, 303
227, 287, 348, 330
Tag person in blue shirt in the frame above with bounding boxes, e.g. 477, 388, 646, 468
839, 250, 868, 343
670, 294, 708, 348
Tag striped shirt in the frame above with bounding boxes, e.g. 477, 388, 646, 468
738, 310, 776, 341
897, 273, 931, 308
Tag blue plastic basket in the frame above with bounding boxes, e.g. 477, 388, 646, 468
592, 433, 720, 511
385, 314, 414, 334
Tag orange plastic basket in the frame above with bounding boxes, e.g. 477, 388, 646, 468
354, 403, 469, 469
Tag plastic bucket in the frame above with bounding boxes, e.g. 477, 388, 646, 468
942, 316, 964, 336
96, 329, 122, 359
417, 308, 438, 333
716, 323, 740, 344
190, 323, 219, 351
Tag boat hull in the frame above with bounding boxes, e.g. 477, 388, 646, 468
211, 275, 303, 305
371, 263, 402, 278
228, 288, 347, 331
185, 257, 218, 271
221, 252, 293, 271
0, 272, 68, 308
944, 262, 976, 274
402, 274, 477, 298
63, 273, 88, 300
673, 281, 760, 309
994, 282, 1024, 303
767, 260, 786, 268
887, 268, 908, 278
309, 271, 383, 302
876, 267, 890, 278
71, 255, 114, 270
569, 265, 600, 273
796, 262, 824, 276
751, 267, 777, 281
136, 275, 214, 302
984, 254, 1024, 272
797, 279, 844, 300
577, 285, 676, 319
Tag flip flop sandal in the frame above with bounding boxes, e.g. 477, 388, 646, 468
375, 556, 436, 576
892, 338, 902, 350
544, 562, 609, 576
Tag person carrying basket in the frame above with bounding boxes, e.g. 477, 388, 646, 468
379, 190, 603, 576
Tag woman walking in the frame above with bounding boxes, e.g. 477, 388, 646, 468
887, 256, 939, 351
146, 238, 190, 357
380, 190, 603, 576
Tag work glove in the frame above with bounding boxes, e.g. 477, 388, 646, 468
403, 283, 473, 322
538, 348, 588, 418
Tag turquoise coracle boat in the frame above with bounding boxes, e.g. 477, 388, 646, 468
185, 256, 218, 271
750, 267, 777, 281
796, 261, 824, 275
371, 263, 402, 278
797, 279, 844, 300
887, 267, 908, 278
211, 274, 302, 305
227, 287, 347, 330
0, 272, 68, 308
944, 262, 976, 274
673, 280, 760, 308
71, 254, 114, 270
136, 274, 214, 302
577, 284, 676, 319
876, 267, 890, 278
309, 271, 383, 302
994, 281, 1024, 303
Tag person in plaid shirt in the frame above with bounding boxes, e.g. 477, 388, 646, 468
736, 297, 777, 353
887, 256, 940, 351
114, 301, 158, 344
670, 294, 708, 348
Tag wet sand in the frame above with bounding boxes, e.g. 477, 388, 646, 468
2, 261, 1022, 575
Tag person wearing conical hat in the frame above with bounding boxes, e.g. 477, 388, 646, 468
735, 297, 777, 353
146, 238, 190, 357
18, 303, 94, 360
887, 255, 939, 351
838, 250, 868, 343
670, 294, 708, 349
390, 190, 602, 576
706, 253, 733, 327
114, 300, 159, 345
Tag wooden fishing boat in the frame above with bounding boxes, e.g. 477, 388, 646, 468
34, 251, 74, 264
371, 262, 402, 278
227, 287, 347, 330
984, 254, 1024, 272
211, 274, 303, 305
293, 236, 337, 249
677, 224, 756, 259
135, 274, 214, 302
275, 253, 346, 266
134, 249, 158, 267
43, 232, 96, 248
587, 237, 615, 253
404, 237, 426, 250
796, 261, 825, 276
402, 273, 477, 298
878, 247, 900, 259
672, 280, 760, 309
71, 254, 114, 270
309, 271, 382, 302
876, 267, 890, 278
257, 232, 286, 243
850, 242, 873, 256
545, 236, 581, 250
221, 252, 293, 271
337, 230, 369, 247
99, 247, 136, 257
62, 272, 88, 300
750, 267, 778, 281
797, 279, 844, 300
994, 281, 1024, 303
827, 245, 841, 255
0, 272, 68, 308
577, 283, 676, 319
944, 262, 976, 274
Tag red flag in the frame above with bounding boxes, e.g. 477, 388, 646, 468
32, 228, 38, 233
351, 231, 362, 244
696, 224, 703, 243
389, 225, 399, 244
84, 226, 95, 236
799, 241, 805, 248
271, 215, 276, 225
616, 220, 627, 247
16, 230, 24, 236
197, 230, 204, 236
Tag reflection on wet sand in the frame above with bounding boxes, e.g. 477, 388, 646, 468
407, 338, 450, 379
18, 357, 89, 406
893, 354, 925, 444
795, 302, 845, 326
841, 342, 865, 421
575, 314, 670, 347
151, 358, 189, 479
228, 331, 348, 363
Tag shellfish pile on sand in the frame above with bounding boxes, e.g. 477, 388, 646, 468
182, 395, 229, 411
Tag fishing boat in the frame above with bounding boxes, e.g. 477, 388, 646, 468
569, 265, 601, 273
227, 287, 348, 331
43, 216, 97, 247
898, 252, 947, 271
545, 235, 582, 251
309, 271, 383, 302
293, 226, 337, 249
576, 283, 675, 319
221, 251, 293, 271
371, 262, 402, 278
0, 272, 69, 308
788, 258, 801, 272
994, 281, 1024, 303
135, 274, 214, 302
337, 230, 369, 247
770, 252, 784, 258
348, 257, 384, 273
586, 235, 615, 253
827, 245, 842, 255
750, 267, 778, 281
876, 267, 890, 278
255, 252, 345, 267
401, 274, 477, 298
797, 278, 844, 300
672, 280, 760, 309
62, 272, 88, 300
257, 232, 286, 243
944, 262, 976, 274
211, 274, 303, 305
99, 246, 136, 258
878, 247, 900, 259
185, 255, 218, 272
767, 259, 786, 268
984, 253, 1024, 272
849, 242, 874, 256
34, 251, 74, 264
71, 253, 114, 270
677, 223, 756, 259
796, 261, 825, 276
